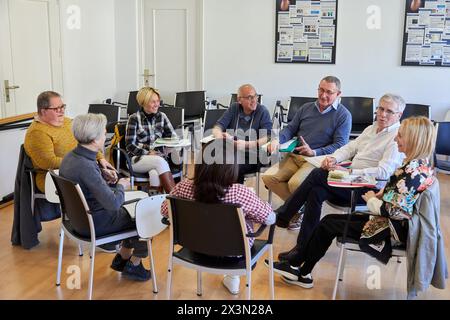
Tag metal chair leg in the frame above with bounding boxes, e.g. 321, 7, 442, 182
268, 245, 275, 300
332, 243, 346, 300
256, 172, 260, 197
196, 271, 202, 296
166, 258, 173, 300
246, 271, 251, 300
78, 244, 83, 256
88, 242, 96, 300
56, 229, 65, 286
147, 239, 158, 293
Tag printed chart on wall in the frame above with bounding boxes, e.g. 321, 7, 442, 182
402, 0, 450, 66
275, 0, 338, 64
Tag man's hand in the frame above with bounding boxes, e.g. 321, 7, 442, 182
321, 156, 337, 170
222, 132, 233, 140
118, 178, 131, 190
362, 190, 377, 203
267, 140, 279, 154
294, 136, 314, 157
235, 139, 247, 150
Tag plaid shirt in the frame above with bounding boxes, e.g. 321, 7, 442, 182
161, 179, 273, 246
125, 109, 177, 157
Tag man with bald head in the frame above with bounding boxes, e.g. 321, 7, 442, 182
213, 84, 272, 183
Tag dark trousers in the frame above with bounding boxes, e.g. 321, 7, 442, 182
238, 164, 260, 184
93, 208, 148, 258
295, 214, 369, 273
276, 168, 370, 259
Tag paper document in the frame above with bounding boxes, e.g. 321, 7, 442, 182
153, 138, 190, 148
200, 135, 215, 144
122, 191, 148, 219
304, 156, 352, 168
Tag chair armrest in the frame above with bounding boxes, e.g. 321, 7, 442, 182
123, 198, 141, 206
112, 146, 135, 176
161, 216, 170, 225
112, 101, 127, 106
246, 223, 276, 244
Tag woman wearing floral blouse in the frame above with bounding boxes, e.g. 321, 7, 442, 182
270, 116, 437, 288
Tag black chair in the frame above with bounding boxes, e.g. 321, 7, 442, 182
174, 91, 206, 122
202, 109, 227, 134
285, 96, 317, 124
434, 122, 450, 174
50, 171, 139, 300
159, 106, 185, 130
340, 97, 374, 136
230, 93, 262, 107
88, 104, 122, 142
166, 196, 275, 300
401, 103, 430, 121
126, 91, 140, 116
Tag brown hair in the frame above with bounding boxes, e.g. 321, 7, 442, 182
37, 91, 61, 114
193, 139, 239, 203
399, 116, 436, 163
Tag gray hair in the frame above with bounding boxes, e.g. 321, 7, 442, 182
321, 76, 341, 91
72, 113, 107, 144
237, 84, 257, 97
380, 93, 406, 113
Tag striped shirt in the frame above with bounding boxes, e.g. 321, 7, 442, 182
125, 109, 177, 157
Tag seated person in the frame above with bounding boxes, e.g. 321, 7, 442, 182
212, 84, 272, 183
274, 93, 406, 265
269, 117, 436, 288
161, 139, 275, 295
262, 76, 351, 202
60, 113, 150, 281
125, 86, 177, 192
24, 91, 114, 193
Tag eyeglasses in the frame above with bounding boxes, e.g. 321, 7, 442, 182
318, 87, 338, 95
376, 106, 399, 117
239, 94, 259, 101
44, 104, 66, 112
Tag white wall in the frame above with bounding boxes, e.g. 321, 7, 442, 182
59, 0, 117, 117
203, 0, 450, 120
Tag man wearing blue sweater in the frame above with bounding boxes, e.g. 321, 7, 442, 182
262, 76, 352, 204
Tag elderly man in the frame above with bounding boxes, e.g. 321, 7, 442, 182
271, 93, 406, 281
213, 84, 272, 183
262, 76, 351, 228
24, 91, 115, 193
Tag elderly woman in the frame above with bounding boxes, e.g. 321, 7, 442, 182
270, 117, 436, 288
125, 87, 177, 192
59, 113, 150, 282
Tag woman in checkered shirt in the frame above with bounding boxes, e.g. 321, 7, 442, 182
125, 87, 177, 192
161, 139, 276, 295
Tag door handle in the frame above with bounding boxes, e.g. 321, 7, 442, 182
4, 80, 20, 103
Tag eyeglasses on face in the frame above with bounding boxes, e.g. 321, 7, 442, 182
376, 106, 398, 116
44, 104, 66, 112
239, 94, 259, 101
317, 87, 338, 95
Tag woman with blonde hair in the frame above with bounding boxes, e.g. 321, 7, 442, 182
270, 116, 437, 288
125, 87, 177, 192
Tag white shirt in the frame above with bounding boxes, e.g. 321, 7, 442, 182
332, 122, 404, 180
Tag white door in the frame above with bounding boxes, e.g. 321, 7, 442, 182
139, 0, 203, 104
0, 0, 63, 118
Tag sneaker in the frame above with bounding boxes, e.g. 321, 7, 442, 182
281, 273, 314, 289
277, 245, 300, 261
288, 212, 303, 231
271, 260, 300, 281
110, 253, 129, 272
122, 260, 151, 282
222, 275, 240, 295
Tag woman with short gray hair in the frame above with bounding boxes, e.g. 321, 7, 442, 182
59, 113, 151, 281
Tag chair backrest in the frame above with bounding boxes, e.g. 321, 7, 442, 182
203, 109, 227, 133
167, 196, 247, 257
401, 103, 430, 121
340, 96, 374, 133
159, 106, 184, 129
126, 91, 140, 116
435, 122, 450, 156
174, 91, 206, 118
135, 194, 168, 239
88, 104, 121, 128
286, 97, 316, 123
230, 93, 262, 107
44, 170, 60, 203
50, 171, 91, 235
445, 110, 450, 121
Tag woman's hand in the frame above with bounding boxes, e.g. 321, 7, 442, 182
362, 190, 377, 203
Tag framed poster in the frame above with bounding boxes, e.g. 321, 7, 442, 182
401, 0, 450, 67
275, 0, 338, 64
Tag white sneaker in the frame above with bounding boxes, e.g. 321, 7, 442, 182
222, 275, 240, 295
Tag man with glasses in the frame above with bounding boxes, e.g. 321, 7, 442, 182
24, 91, 115, 193
270, 94, 406, 286
262, 76, 351, 229
213, 84, 272, 183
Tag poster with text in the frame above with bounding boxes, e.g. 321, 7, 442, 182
275, 0, 338, 64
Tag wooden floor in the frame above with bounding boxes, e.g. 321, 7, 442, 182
1, 173, 449, 300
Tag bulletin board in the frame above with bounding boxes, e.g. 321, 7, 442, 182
275, 0, 338, 64
401, 0, 450, 67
